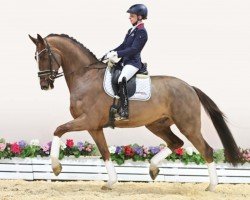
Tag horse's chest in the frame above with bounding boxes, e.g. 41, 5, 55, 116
70, 99, 86, 118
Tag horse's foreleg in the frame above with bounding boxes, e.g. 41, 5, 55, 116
89, 129, 117, 190
145, 119, 184, 180
50, 114, 89, 176
149, 147, 172, 180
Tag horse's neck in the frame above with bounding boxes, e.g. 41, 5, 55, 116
48, 37, 96, 73
48, 37, 106, 92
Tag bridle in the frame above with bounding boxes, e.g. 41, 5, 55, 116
36, 40, 64, 81
35, 39, 107, 82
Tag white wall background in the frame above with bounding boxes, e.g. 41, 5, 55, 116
0, 0, 249, 149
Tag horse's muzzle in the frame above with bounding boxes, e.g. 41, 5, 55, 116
40, 79, 54, 90
41, 85, 49, 90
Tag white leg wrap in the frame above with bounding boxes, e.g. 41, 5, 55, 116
50, 136, 60, 168
150, 147, 172, 169
206, 162, 218, 191
105, 160, 117, 188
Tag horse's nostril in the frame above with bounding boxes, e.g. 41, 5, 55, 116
41, 85, 48, 90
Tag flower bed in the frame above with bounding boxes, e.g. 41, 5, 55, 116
1, 138, 250, 183
0, 138, 249, 165
0, 156, 250, 183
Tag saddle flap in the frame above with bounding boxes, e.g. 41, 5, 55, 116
111, 65, 136, 98
103, 67, 151, 102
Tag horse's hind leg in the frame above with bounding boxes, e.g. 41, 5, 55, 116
145, 118, 184, 180
146, 118, 184, 151
173, 109, 218, 191
184, 130, 218, 191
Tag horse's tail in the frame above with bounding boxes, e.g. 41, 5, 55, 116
192, 86, 240, 166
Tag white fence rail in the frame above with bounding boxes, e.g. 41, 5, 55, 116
0, 157, 250, 183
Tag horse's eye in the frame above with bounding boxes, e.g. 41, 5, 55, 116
34, 55, 37, 60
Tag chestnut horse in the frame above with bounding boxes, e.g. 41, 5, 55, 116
29, 33, 240, 191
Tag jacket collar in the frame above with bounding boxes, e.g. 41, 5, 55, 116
129, 22, 144, 35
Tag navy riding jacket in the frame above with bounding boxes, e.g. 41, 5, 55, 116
113, 23, 148, 72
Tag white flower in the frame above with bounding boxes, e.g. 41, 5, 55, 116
30, 139, 40, 146
0, 138, 5, 143
109, 146, 116, 154
186, 147, 194, 156
60, 141, 66, 150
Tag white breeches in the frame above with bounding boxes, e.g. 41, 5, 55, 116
118, 64, 139, 83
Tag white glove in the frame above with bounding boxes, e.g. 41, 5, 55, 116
106, 51, 118, 60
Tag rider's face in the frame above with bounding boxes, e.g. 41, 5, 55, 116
129, 13, 141, 25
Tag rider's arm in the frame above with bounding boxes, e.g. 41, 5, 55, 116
113, 42, 125, 52
116, 29, 147, 58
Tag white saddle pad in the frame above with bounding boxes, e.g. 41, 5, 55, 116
103, 67, 151, 101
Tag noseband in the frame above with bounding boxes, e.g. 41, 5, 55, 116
36, 40, 63, 81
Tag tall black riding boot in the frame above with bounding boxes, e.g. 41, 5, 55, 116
116, 77, 129, 121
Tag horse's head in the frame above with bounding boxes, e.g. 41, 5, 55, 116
29, 34, 62, 90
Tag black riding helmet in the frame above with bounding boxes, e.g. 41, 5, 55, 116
127, 4, 148, 19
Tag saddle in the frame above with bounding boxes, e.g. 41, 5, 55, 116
104, 62, 149, 129
110, 62, 148, 97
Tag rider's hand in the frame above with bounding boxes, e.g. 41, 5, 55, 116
106, 51, 118, 60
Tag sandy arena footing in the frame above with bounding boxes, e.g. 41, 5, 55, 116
0, 180, 249, 200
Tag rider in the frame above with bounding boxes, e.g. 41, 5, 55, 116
105, 4, 148, 121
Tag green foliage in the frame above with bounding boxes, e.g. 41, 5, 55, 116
166, 152, 178, 162
0, 149, 12, 159
20, 145, 41, 158
213, 149, 225, 163
111, 153, 125, 165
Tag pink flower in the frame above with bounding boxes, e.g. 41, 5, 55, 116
42, 144, 50, 153
11, 142, 21, 154
0, 143, 6, 151
143, 146, 149, 154
66, 139, 74, 148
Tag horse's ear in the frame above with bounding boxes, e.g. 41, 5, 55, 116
37, 34, 45, 45
29, 34, 37, 45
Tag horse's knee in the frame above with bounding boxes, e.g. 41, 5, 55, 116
54, 124, 70, 137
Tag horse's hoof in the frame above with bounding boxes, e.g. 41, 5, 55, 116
205, 184, 216, 192
101, 185, 112, 190
52, 163, 62, 176
149, 167, 160, 180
